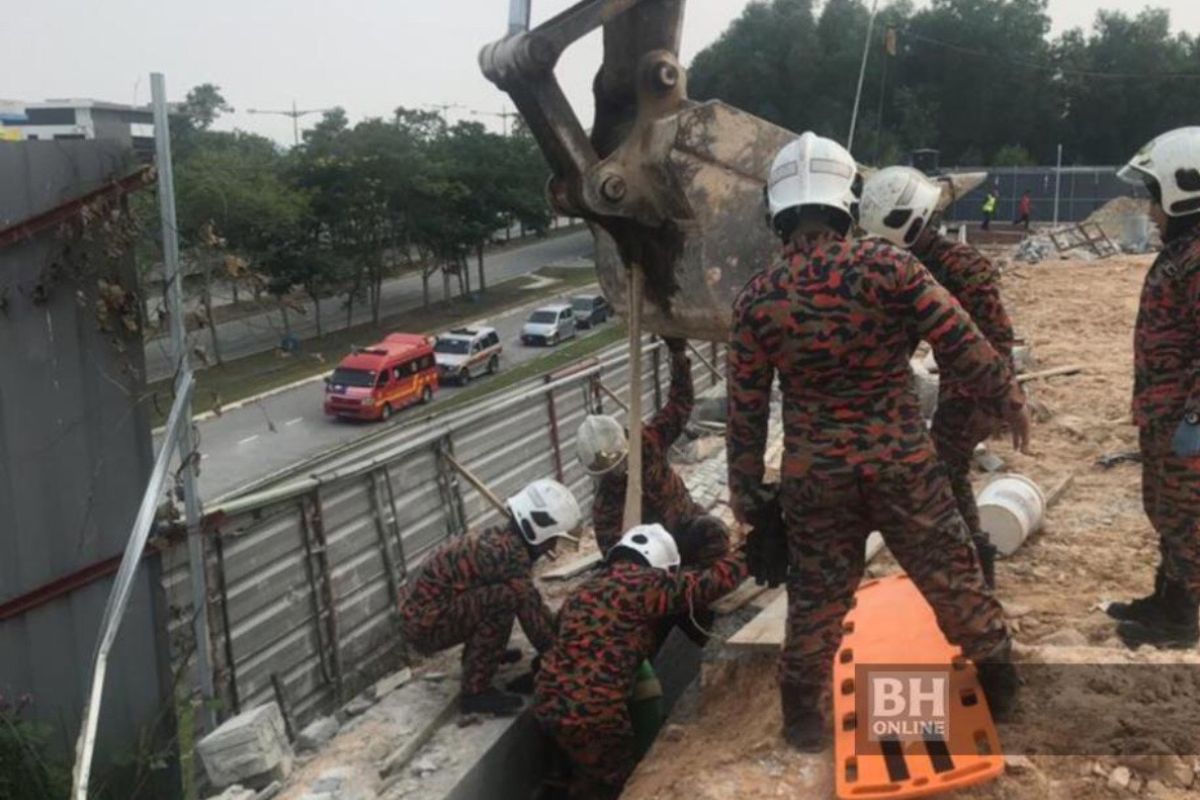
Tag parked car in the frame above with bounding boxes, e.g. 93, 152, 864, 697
323, 333, 438, 421
433, 326, 502, 384
570, 293, 611, 329
521, 304, 577, 346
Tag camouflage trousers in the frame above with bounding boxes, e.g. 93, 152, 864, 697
931, 396, 998, 553
778, 455, 1009, 707
399, 581, 534, 694
1141, 428, 1200, 599
542, 718, 637, 800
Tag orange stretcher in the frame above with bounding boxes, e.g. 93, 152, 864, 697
833, 575, 1004, 799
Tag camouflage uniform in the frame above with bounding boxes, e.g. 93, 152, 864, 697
1133, 228, 1200, 599
912, 235, 1018, 542
397, 525, 556, 694
592, 351, 705, 553
533, 553, 747, 799
727, 233, 1019, 710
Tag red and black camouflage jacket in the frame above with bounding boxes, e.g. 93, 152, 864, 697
912, 235, 1017, 401
1133, 226, 1200, 435
533, 551, 747, 727
397, 524, 556, 653
592, 352, 705, 553
726, 233, 1023, 522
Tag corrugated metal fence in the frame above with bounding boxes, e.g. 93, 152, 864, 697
942, 165, 1143, 224
164, 340, 726, 730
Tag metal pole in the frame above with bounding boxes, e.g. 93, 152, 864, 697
72, 373, 196, 800
847, 0, 881, 155
508, 0, 532, 35
151, 72, 216, 730
1053, 143, 1063, 227
292, 99, 300, 148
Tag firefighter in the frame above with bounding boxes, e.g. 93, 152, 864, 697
861, 165, 1022, 588
728, 132, 1031, 750
577, 336, 707, 554
1107, 127, 1200, 649
533, 523, 746, 800
397, 478, 582, 716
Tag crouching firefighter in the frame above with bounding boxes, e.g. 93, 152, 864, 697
728, 132, 1031, 751
577, 336, 706, 555
861, 165, 1024, 588
533, 524, 747, 800
397, 478, 582, 716
1108, 127, 1200, 649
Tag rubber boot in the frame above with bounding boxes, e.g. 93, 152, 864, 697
1116, 577, 1200, 650
1106, 565, 1166, 624
973, 534, 997, 591
780, 683, 829, 752
460, 687, 524, 716
975, 641, 1020, 723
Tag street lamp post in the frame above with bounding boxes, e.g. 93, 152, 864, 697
246, 99, 335, 147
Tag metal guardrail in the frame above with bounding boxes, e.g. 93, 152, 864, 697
163, 339, 727, 732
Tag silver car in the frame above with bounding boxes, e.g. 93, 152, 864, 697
521, 303, 577, 346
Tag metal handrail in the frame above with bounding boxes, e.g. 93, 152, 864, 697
71, 371, 195, 800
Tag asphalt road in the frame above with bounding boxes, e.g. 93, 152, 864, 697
143, 230, 593, 383
175, 278, 612, 501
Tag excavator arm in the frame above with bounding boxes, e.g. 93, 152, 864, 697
480, 0, 984, 341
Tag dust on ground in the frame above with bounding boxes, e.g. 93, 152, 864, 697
623, 253, 1200, 799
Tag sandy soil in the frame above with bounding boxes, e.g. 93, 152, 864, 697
623, 253, 1200, 799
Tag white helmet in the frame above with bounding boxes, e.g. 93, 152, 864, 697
506, 479, 582, 546
609, 524, 680, 572
860, 166, 942, 248
1118, 127, 1200, 217
576, 415, 627, 476
766, 132, 862, 238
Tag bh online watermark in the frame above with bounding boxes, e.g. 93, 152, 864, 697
862, 668, 951, 742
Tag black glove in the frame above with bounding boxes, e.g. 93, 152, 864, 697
744, 484, 788, 588
663, 336, 688, 354
506, 655, 540, 695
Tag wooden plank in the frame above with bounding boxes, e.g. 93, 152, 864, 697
540, 551, 603, 581
1017, 364, 1084, 384
711, 579, 769, 615
726, 532, 887, 652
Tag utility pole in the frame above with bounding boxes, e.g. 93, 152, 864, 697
151, 72, 216, 730
847, 0, 881, 156
246, 100, 335, 147
471, 106, 517, 136
1053, 143, 1063, 226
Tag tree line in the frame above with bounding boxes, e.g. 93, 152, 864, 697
689, 0, 1200, 168
153, 86, 554, 364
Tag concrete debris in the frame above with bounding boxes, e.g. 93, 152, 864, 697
1014, 235, 1056, 263
974, 446, 1006, 473
1004, 754, 1036, 774
300, 768, 377, 800
671, 435, 724, 465
410, 755, 442, 777
1108, 765, 1133, 791
423, 672, 448, 683
370, 668, 413, 700
254, 783, 282, 800
1036, 628, 1089, 648
206, 785, 255, 800
197, 703, 294, 790
1012, 344, 1034, 374
342, 694, 375, 718
296, 716, 340, 752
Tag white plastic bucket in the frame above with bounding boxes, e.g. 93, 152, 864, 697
977, 474, 1046, 557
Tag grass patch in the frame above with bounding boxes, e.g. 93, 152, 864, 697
435, 324, 627, 416
146, 267, 598, 426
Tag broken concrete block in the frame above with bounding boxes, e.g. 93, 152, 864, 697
370, 667, 412, 700
253, 783, 281, 800
1108, 765, 1132, 791
1004, 754, 1035, 774
197, 703, 294, 790
342, 695, 374, 718
205, 785, 255, 800
301, 767, 376, 800
297, 716, 340, 752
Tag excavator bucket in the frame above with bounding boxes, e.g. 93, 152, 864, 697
481, 0, 986, 341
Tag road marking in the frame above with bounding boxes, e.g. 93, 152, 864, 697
285, 417, 304, 426
237, 435, 260, 446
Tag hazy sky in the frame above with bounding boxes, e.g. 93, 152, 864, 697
5, 0, 1200, 146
